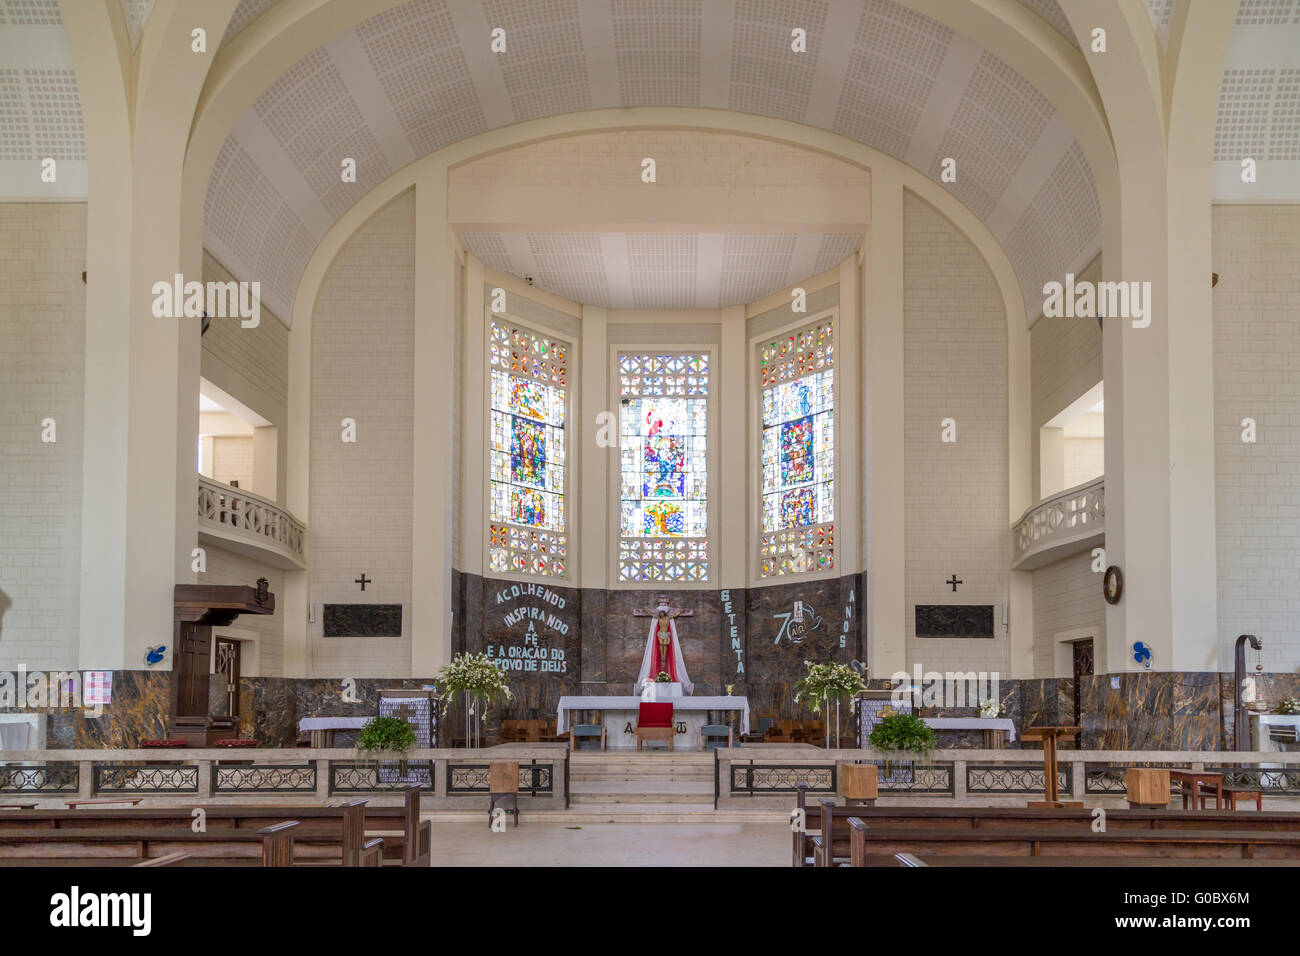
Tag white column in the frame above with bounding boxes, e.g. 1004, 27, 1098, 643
459, 256, 486, 576
411, 169, 456, 674
579, 305, 609, 588
836, 256, 861, 576
864, 173, 906, 678
717, 305, 747, 588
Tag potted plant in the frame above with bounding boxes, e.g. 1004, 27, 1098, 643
436, 652, 514, 748
868, 712, 937, 776
793, 661, 869, 747
356, 715, 417, 778
655, 671, 672, 683
978, 698, 1008, 719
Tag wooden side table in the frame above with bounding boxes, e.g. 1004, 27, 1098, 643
1124, 767, 1171, 809
1021, 725, 1082, 808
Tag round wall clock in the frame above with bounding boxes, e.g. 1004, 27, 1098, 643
1103, 565, 1123, 604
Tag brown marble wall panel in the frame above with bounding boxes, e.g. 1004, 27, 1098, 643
0, 670, 171, 748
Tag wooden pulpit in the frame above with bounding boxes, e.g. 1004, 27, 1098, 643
171, 581, 275, 746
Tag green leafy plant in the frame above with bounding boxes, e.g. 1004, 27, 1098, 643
655, 671, 672, 683
792, 661, 868, 714
868, 712, 937, 755
357, 716, 416, 755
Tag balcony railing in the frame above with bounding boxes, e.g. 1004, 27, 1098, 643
197, 475, 306, 569
1011, 475, 1104, 569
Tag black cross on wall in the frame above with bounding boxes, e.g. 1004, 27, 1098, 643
356, 573, 372, 592
946, 574, 962, 592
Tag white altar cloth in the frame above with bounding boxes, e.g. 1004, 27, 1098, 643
922, 717, 1017, 742
298, 717, 372, 732
556, 696, 750, 736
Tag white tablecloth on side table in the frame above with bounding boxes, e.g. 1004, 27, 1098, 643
923, 717, 1018, 742
298, 717, 372, 732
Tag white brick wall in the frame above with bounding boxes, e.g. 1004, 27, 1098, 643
309, 191, 415, 677
201, 544, 285, 676
1030, 254, 1102, 501
1032, 551, 1106, 677
902, 193, 1009, 676
211, 436, 254, 489
0, 203, 85, 672
202, 251, 289, 419
1213, 205, 1300, 671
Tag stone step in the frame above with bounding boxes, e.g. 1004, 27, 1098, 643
425, 807, 786, 824
570, 780, 713, 797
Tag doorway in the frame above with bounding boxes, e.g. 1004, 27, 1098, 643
1071, 638, 1094, 728
214, 638, 242, 721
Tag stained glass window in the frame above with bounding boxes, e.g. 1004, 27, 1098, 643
618, 353, 710, 582
760, 318, 834, 576
488, 320, 568, 577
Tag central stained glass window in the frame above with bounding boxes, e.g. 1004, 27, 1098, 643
488, 320, 567, 577
760, 317, 834, 576
618, 353, 709, 582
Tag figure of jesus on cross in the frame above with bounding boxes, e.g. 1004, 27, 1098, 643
633, 594, 694, 694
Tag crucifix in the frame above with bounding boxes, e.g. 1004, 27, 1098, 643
946, 574, 962, 592
355, 573, 372, 592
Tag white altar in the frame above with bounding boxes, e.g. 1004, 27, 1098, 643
923, 717, 1018, 742
556, 695, 750, 748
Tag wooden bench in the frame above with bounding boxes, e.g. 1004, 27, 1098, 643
0, 790, 431, 863
792, 788, 1300, 866
830, 816, 1300, 864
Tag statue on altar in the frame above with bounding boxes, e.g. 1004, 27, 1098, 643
634, 596, 694, 694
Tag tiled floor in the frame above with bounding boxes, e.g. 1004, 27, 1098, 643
428, 821, 790, 866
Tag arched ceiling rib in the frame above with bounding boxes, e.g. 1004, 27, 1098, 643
203, 0, 1106, 322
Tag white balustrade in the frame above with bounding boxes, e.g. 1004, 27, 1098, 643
197, 475, 306, 568
1011, 476, 1105, 569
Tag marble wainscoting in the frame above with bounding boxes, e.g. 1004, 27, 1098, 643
0, 670, 173, 748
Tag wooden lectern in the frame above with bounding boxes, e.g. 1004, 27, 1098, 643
171, 581, 275, 746
1021, 725, 1082, 809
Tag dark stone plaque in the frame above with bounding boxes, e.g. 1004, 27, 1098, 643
323, 603, 403, 637
914, 604, 994, 639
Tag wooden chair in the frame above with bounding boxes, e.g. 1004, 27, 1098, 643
488, 761, 519, 827
498, 720, 524, 743
698, 724, 733, 751
569, 723, 606, 751
634, 702, 675, 751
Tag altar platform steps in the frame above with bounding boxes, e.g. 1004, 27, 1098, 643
424, 807, 788, 824
566, 752, 717, 811
569, 780, 714, 804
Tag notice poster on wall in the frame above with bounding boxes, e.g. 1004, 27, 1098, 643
83, 671, 112, 706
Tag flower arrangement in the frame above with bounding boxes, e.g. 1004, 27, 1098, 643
436, 652, 513, 747
978, 698, 1007, 719
1277, 698, 1300, 715
436, 652, 514, 712
792, 661, 869, 714
655, 671, 673, 683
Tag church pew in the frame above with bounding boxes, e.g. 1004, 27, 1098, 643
0, 787, 431, 866
791, 786, 1300, 866
817, 806, 1300, 864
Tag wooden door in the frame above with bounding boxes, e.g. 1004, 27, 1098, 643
215, 638, 241, 720
1071, 639, 1094, 728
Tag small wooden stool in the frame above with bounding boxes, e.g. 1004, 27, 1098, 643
1125, 767, 1171, 810
839, 763, 879, 808
488, 761, 519, 828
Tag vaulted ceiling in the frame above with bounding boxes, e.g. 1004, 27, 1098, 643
2, 0, 1298, 323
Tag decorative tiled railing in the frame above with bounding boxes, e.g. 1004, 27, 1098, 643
197, 475, 306, 569
1011, 476, 1105, 569
0, 748, 568, 805
717, 748, 1300, 802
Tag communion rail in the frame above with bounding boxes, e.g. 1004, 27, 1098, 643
718, 747, 1300, 807
0, 747, 568, 808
